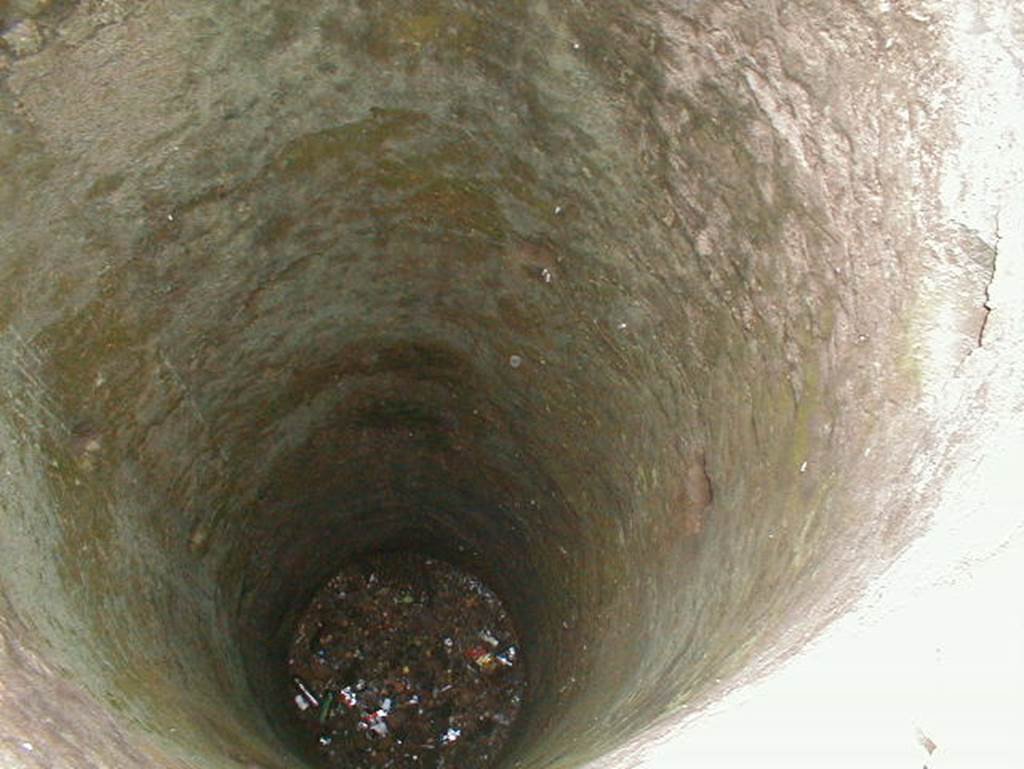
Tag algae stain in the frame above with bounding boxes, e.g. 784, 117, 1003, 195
399, 12, 443, 44
356, 5, 484, 62
86, 172, 127, 200
400, 177, 506, 240
269, 108, 511, 241
789, 362, 822, 473
273, 109, 429, 177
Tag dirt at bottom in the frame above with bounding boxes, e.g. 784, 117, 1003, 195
287, 552, 525, 769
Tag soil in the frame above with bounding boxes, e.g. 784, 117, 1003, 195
286, 553, 525, 769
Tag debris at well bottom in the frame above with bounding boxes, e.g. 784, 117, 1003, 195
287, 553, 525, 769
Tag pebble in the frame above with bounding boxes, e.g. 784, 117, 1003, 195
2, 20, 43, 57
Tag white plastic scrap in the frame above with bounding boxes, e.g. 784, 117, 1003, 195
360, 708, 390, 738
293, 678, 319, 708
440, 727, 462, 745
497, 644, 517, 667
294, 694, 311, 711
479, 630, 500, 647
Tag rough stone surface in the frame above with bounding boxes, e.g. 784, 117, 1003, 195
0, 2, 1020, 769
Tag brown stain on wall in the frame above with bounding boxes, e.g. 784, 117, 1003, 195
679, 450, 712, 537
